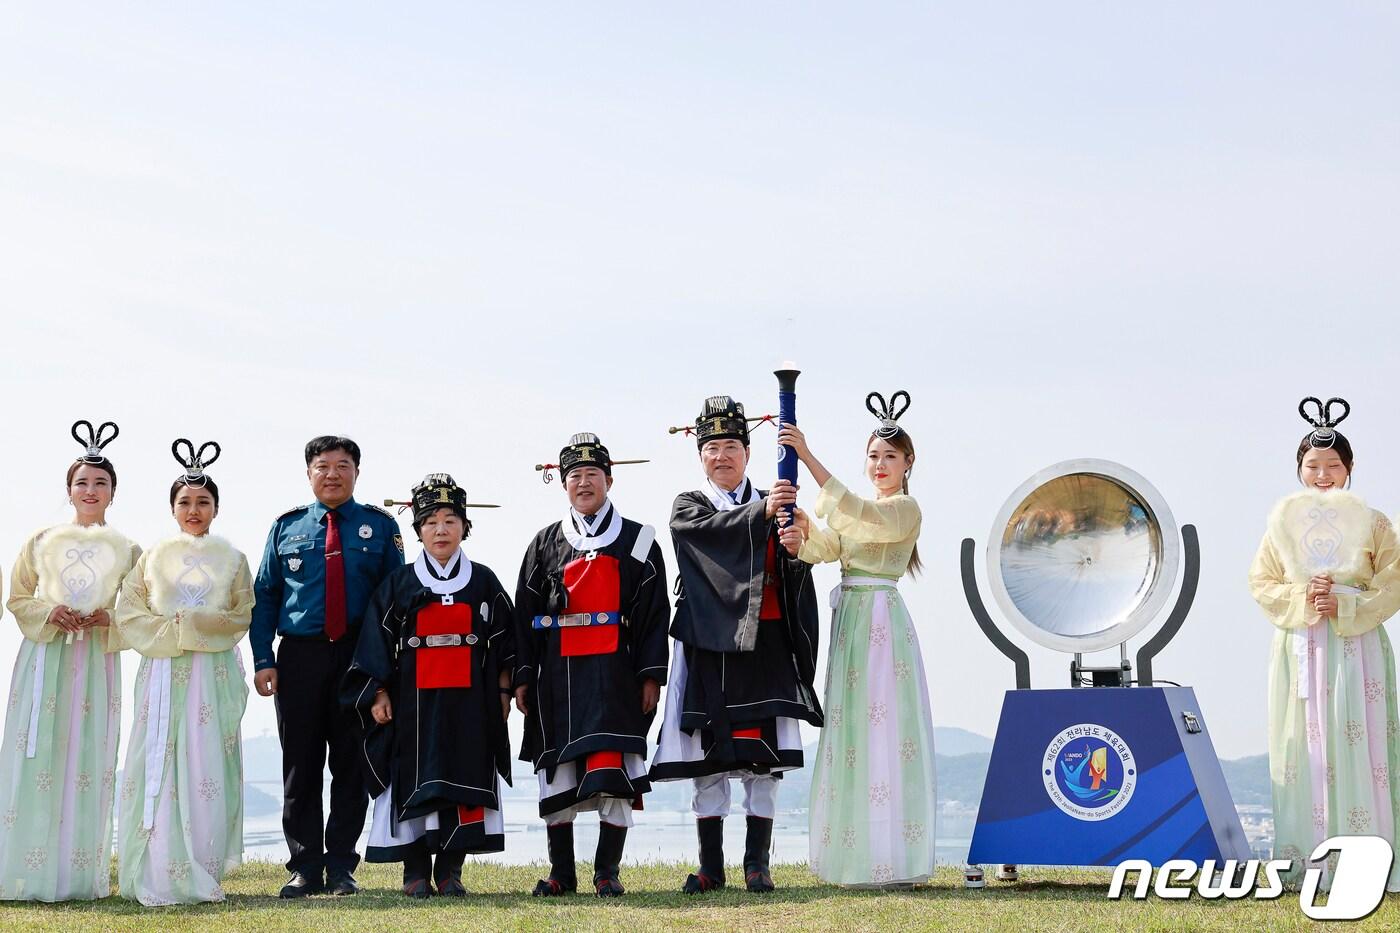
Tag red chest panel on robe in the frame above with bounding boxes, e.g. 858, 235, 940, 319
561, 554, 621, 657
415, 601, 473, 689
759, 538, 782, 621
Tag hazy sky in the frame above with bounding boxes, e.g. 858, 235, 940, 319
3, 3, 1399, 761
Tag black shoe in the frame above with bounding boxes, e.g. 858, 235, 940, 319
436, 876, 467, 897
682, 817, 726, 894
279, 871, 325, 898
434, 851, 467, 897
402, 878, 433, 899
532, 822, 577, 896
682, 871, 724, 894
593, 822, 628, 897
532, 878, 574, 896
326, 871, 359, 896
743, 815, 775, 893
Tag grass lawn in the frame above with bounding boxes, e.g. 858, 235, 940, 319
1, 860, 1395, 931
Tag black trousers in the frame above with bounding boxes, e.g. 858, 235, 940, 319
275, 635, 368, 877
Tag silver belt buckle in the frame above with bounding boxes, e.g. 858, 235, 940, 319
558, 613, 589, 627
424, 634, 462, 647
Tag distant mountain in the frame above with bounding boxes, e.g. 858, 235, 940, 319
936, 753, 991, 807
244, 782, 280, 817
1219, 754, 1270, 807
933, 727, 993, 756
243, 732, 282, 783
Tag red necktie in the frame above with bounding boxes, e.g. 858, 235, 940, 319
324, 510, 347, 641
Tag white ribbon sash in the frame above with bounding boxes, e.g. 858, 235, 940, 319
26, 647, 45, 758
143, 658, 173, 829
1295, 582, 1361, 699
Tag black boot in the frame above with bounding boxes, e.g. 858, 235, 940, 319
682, 816, 726, 894
743, 815, 774, 892
434, 850, 467, 897
593, 821, 628, 897
532, 822, 577, 896
402, 844, 433, 899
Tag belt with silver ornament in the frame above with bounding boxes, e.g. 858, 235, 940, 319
402, 633, 478, 649
533, 611, 620, 629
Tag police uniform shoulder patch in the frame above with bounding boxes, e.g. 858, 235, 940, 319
392, 533, 404, 554
275, 504, 310, 521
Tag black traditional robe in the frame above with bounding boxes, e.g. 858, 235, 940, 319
650, 483, 823, 781
513, 503, 670, 816
343, 553, 514, 858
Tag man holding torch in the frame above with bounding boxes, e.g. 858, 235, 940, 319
650, 394, 823, 895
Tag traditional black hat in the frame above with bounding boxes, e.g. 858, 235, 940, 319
1298, 396, 1350, 450
694, 395, 750, 448
171, 438, 221, 488
866, 391, 911, 440
71, 420, 119, 464
559, 433, 611, 479
535, 435, 648, 483
411, 473, 468, 530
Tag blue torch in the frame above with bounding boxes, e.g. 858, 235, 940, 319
774, 362, 800, 523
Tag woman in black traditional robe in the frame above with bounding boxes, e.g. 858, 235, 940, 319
343, 474, 514, 897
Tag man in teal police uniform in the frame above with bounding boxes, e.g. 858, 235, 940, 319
251, 435, 404, 898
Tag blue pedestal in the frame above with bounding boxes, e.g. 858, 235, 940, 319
967, 686, 1251, 866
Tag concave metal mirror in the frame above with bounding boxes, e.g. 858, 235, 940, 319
985, 460, 1180, 655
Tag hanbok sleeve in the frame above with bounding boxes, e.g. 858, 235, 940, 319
814, 477, 921, 544
104, 540, 142, 653
6, 536, 61, 643
487, 572, 516, 677
178, 556, 255, 653
1334, 514, 1400, 638
114, 552, 182, 658
630, 539, 671, 685
798, 525, 842, 565
512, 543, 544, 693
1248, 533, 1311, 631
342, 574, 400, 798
484, 571, 517, 785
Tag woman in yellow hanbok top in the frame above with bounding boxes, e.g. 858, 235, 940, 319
779, 391, 936, 887
114, 439, 253, 905
0, 421, 139, 901
1249, 397, 1400, 892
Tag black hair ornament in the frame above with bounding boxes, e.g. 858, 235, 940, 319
1298, 396, 1350, 450
866, 391, 911, 439
171, 438, 222, 487
71, 420, 120, 463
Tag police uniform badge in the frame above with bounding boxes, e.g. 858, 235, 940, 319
359, 524, 373, 539
288, 557, 303, 571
